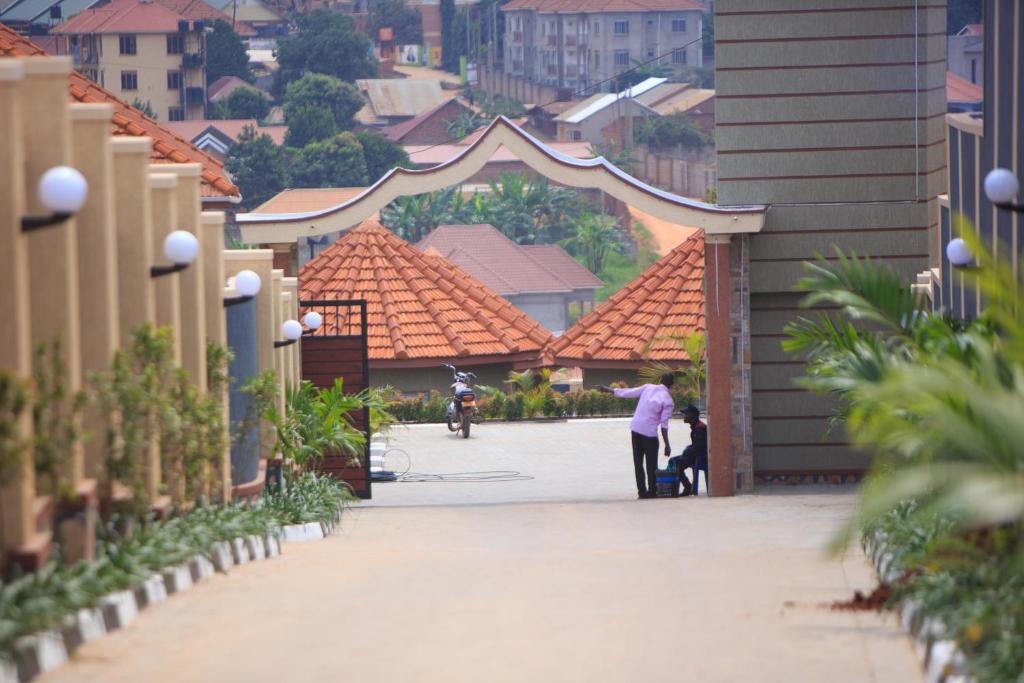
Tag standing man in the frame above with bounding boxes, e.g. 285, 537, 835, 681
598, 374, 675, 499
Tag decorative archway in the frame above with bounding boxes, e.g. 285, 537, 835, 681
235, 116, 768, 243
237, 117, 770, 498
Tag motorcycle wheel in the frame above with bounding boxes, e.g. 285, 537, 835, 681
447, 414, 459, 432
461, 413, 471, 438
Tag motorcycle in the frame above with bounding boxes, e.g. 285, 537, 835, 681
442, 363, 477, 438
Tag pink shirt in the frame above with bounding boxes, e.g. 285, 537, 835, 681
614, 384, 674, 438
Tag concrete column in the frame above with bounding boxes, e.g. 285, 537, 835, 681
224, 251, 275, 380
0, 60, 46, 569
226, 290, 259, 485
159, 164, 206, 392
22, 57, 85, 490
201, 213, 230, 501
149, 173, 182, 366
281, 276, 300, 392
271, 269, 285, 415
111, 138, 156, 346
70, 104, 119, 485
704, 234, 734, 497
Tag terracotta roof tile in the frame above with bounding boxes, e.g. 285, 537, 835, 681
152, 0, 257, 35
300, 220, 553, 362
502, 0, 703, 12
53, 0, 187, 34
1, 25, 239, 199
547, 233, 704, 365
947, 71, 982, 104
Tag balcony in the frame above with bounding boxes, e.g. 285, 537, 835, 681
181, 53, 203, 69
185, 86, 205, 105
546, 35, 556, 47
565, 35, 576, 47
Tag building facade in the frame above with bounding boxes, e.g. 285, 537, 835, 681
947, 23, 983, 88
501, 0, 704, 95
714, 0, 947, 487
54, 0, 207, 122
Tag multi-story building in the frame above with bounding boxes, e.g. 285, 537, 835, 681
501, 0, 704, 95
53, 0, 208, 121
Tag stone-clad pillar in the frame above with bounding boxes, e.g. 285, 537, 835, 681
201, 212, 230, 500
158, 164, 206, 392
111, 138, 156, 346
21, 57, 85, 489
70, 104, 119, 485
0, 60, 48, 569
149, 173, 183, 367
704, 234, 734, 497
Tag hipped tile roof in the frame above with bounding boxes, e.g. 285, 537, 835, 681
300, 221, 553, 362
53, 0, 188, 34
547, 232, 704, 365
0, 24, 239, 199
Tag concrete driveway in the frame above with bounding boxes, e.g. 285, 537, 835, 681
40, 419, 922, 683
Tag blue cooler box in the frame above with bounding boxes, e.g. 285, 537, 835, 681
655, 469, 681, 497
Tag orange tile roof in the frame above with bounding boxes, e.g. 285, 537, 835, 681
547, 232, 704, 366
300, 220, 553, 362
947, 71, 982, 104
152, 0, 257, 35
0, 25, 239, 199
52, 0, 186, 34
502, 0, 703, 12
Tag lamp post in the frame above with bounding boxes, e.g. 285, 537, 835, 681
21, 165, 88, 231
274, 319, 303, 348
223, 269, 261, 306
150, 230, 199, 277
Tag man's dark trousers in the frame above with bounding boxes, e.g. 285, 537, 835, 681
631, 430, 659, 496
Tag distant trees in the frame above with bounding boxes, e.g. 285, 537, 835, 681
289, 132, 369, 188
355, 131, 409, 184
947, 0, 981, 34
283, 73, 364, 147
633, 113, 710, 150
206, 20, 252, 84
440, 0, 456, 71
212, 86, 270, 120
274, 11, 377, 94
368, 0, 422, 45
226, 126, 288, 209
560, 213, 622, 274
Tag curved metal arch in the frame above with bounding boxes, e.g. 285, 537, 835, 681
236, 116, 768, 244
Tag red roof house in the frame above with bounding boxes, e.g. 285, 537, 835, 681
545, 232, 704, 386
418, 224, 602, 333
300, 220, 553, 392
0, 25, 240, 204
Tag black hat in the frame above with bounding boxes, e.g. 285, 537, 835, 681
682, 404, 699, 417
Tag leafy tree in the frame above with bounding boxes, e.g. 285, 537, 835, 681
289, 132, 369, 188
131, 98, 156, 119
368, 0, 422, 45
206, 20, 252, 85
355, 131, 409, 184
440, 0, 456, 71
274, 10, 377, 93
614, 59, 671, 92
283, 73, 364, 147
560, 212, 623, 274
221, 86, 270, 120
634, 112, 710, 149
226, 126, 288, 209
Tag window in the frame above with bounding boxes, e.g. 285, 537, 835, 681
970, 58, 977, 83
120, 70, 137, 90
168, 107, 185, 121
167, 34, 184, 55
671, 18, 686, 32
592, 21, 599, 35
614, 49, 629, 66
646, 47, 655, 58
592, 50, 599, 66
118, 34, 136, 55
167, 70, 181, 90
613, 20, 628, 35
672, 48, 687, 65
570, 130, 582, 141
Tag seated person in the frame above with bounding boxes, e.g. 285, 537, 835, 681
668, 405, 707, 496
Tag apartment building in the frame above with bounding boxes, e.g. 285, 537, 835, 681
501, 0, 703, 95
53, 0, 207, 121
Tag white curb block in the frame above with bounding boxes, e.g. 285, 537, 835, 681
60, 608, 107, 653
211, 541, 233, 572
14, 631, 67, 681
1, 659, 17, 683
100, 590, 138, 630
134, 574, 168, 609
230, 537, 250, 565
189, 554, 216, 582
245, 535, 266, 561
162, 564, 194, 595
282, 522, 324, 542
265, 534, 280, 557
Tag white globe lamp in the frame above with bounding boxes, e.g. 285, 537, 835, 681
163, 230, 199, 265
946, 238, 973, 267
282, 319, 303, 341
235, 270, 262, 297
984, 168, 1019, 205
38, 166, 88, 214
302, 311, 322, 331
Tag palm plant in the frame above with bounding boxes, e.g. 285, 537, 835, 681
782, 220, 1024, 550
560, 213, 623, 274
270, 379, 367, 467
637, 331, 706, 403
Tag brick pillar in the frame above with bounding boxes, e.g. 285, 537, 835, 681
704, 234, 734, 497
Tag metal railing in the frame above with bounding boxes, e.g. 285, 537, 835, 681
298, 299, 367, 339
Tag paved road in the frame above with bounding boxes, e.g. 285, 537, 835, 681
41, 420, 922, 683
